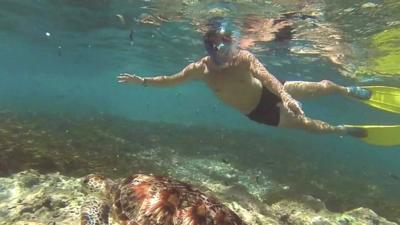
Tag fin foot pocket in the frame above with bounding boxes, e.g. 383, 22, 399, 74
347, 86, 372, 100
346, 127, 368, 138
344, 124, 400, 146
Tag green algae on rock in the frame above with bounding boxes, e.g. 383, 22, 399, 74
357, 28, 400, 76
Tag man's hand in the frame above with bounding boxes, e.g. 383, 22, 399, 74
117, 73, 145, 84
283, 97, 304, 116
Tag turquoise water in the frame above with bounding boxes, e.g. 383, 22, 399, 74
1, 0, 400, 221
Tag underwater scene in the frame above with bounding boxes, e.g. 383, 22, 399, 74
1, 0, 400, 224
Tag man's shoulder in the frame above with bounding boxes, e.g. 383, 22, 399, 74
237, 49, 255, 60
191, 56, 210, 71
182, 57, 209, 78
233, 50, 256, 66
197, 56, 210, 65
185, 56, 206, 67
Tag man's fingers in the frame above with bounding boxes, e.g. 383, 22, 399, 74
118, 73, 133, 79
117, 73, 143, 85
117, 76, 127, 80
117, 75, 130, 84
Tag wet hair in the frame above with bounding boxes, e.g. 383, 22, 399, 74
203, 17, 234, 46
205, 17, 230, 35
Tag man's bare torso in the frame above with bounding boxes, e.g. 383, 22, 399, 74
195, 51, 264, 114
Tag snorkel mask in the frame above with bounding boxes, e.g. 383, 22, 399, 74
203, 17, 240, 66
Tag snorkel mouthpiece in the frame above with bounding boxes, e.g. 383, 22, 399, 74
204, 39, 221, 65
216, 43, 224, 51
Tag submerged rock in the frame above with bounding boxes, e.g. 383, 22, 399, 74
271, 200, 397, 225
361, 2, 379, 9
0, 170, 84, 225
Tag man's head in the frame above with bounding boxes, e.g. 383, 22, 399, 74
203, 17, 240, 66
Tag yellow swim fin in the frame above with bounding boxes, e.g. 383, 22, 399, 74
344, 124, 400, 146
357, 86, 400, 114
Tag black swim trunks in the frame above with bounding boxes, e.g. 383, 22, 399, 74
247, 86, 283, 126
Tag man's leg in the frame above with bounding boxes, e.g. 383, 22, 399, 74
279, 80, 368, 137
283, 80, 348, 100
277, 103, 346, 134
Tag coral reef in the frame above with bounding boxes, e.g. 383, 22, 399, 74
0, 170, 397, 225
0, 112, 399, 222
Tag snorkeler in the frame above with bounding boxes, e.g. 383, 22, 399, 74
118, 17, 400, 145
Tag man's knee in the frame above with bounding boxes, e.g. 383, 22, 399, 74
320, 80, 335, 87
283, 81, 302, 93
278, 114, 307, 128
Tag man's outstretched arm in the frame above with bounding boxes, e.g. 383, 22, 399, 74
243, 50, 304, 116
118, 61, 203, 87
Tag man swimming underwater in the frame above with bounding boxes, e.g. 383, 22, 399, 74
117, 17, 370, 137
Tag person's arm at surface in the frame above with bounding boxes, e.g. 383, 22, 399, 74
117, 60, 204, 87
243, 50, 304, 115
